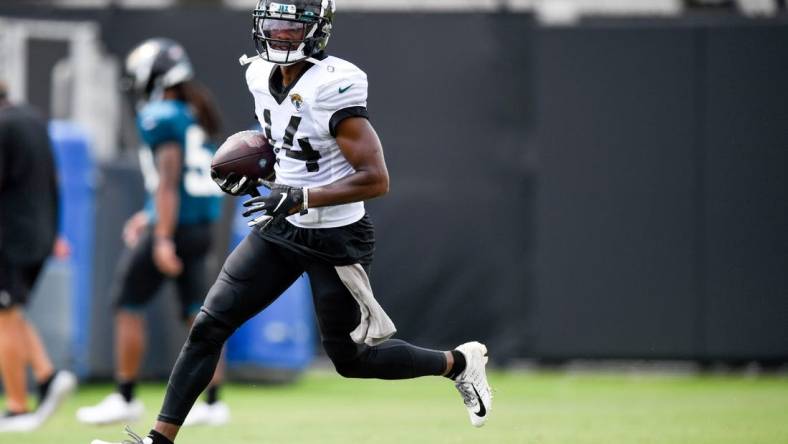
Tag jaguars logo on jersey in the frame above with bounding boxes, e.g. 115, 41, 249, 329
290, 93, 303, 111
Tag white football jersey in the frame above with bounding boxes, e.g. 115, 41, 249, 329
246, 55, 369, 229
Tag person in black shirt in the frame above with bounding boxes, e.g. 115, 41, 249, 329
0, 80, 77, 432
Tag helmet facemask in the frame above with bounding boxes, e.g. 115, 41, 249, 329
252, 0, 334, 65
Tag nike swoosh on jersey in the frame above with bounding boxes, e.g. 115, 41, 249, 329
338, 84, 353, 94
472, 385, 487, 417
272, 193, 289, 213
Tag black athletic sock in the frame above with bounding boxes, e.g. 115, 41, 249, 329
3, 410, 28, 418
205, 385, 219, 405
148, 430, 174, 444
444, 350, 467, 380
37, 371, 56, 404
118, 380, 136, 403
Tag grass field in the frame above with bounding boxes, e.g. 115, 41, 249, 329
3, 369, 788, 443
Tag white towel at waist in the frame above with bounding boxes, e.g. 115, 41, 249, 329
334, 264, 397, 346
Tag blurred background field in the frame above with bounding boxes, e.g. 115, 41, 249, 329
3, 368, 788, 443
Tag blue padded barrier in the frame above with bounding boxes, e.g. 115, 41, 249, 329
48, 120, 95, 377
225, 194, 316, 376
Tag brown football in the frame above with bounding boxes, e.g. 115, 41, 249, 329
211, 130, 276, 182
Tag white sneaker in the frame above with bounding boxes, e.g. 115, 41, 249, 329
183, 401, 230, 427
76, 393, 144, 425
36, 370, 77, 425
453, 341, 493, 427
91, 425, 152, 444
0, 412, 42, 432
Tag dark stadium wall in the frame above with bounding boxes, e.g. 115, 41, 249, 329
1, 6, 786, 370
531, 20, 788, 362
700, 27, 788, 361
532, 26, 700, 360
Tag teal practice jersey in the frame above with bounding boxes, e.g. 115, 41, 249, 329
137, 100, 223, 225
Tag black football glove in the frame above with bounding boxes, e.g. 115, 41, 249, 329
211, 171, 261, 197
242, 180, 306, 227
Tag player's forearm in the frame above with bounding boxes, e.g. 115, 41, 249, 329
154, 187, 179, 238
307, 167, 389, 208
152, 143, 183, 239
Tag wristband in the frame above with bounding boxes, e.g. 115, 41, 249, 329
300, 187, 309, 216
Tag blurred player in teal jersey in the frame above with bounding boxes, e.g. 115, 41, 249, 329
76, 38, 229, 427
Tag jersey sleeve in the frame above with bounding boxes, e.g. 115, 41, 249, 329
137, 107, 182, 151
313, 70, 370, 138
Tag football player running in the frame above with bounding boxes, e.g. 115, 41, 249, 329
92, 2, 491, 443
78, 39, 229, 428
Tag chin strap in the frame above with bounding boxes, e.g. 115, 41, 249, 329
239, 53, 262, 66
305, 57, 326, 66
239, 53, 325, 67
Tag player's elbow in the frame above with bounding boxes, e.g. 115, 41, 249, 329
370, 169, 389, 198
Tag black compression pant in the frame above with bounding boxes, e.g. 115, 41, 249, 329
158, 230, 447, 425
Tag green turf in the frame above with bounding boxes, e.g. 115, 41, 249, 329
3, 370, 788, 443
